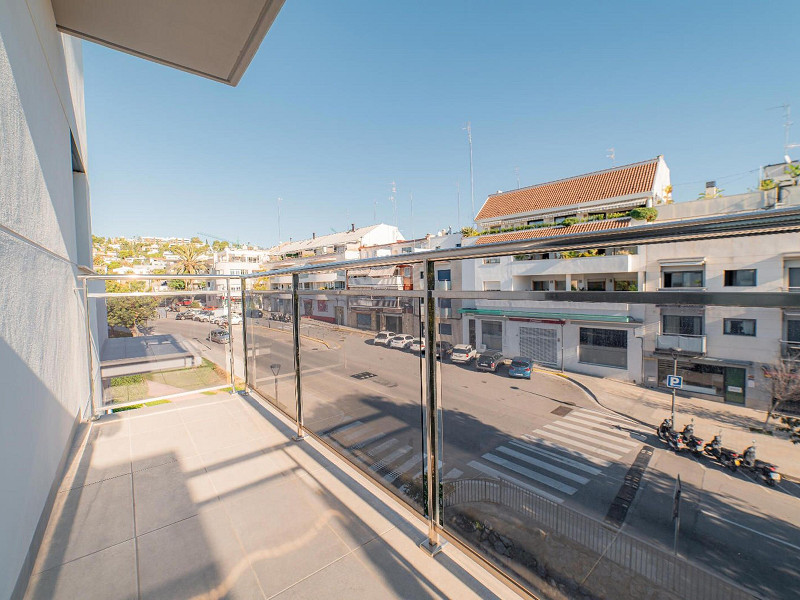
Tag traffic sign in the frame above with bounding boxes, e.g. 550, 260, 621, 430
666, 375, 683, 389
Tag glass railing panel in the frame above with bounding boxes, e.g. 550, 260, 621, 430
298, 289, 427, 513
243, 290, 297, 419
92, 280, 237, 413
438, 293, 796, 599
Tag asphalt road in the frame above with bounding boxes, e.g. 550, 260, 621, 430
151, 315, 800, 598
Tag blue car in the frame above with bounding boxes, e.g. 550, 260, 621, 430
508, 356, 533, 379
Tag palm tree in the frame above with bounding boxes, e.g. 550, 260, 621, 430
171, 244, 208, 296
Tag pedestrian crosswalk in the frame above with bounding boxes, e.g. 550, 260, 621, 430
316, 407, 645, 506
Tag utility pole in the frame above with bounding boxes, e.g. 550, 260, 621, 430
277, 197, 282, 243
464, 122, 475, 219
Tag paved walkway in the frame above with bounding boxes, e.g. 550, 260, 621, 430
566, 372, 800, 480
25, 391, 518, 600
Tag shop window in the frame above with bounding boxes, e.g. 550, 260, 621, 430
579, 328, 627, 368
723, 318, 755, 336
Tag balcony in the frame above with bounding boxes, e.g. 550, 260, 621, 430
435, 280, 452, 290
781, 339, 800, 360
656, 333, 707, 355
510, 253, 642, 277
348, 276, 404, 289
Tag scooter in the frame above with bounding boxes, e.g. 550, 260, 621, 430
741, 443, 781, 486
680, 421, 704, 455
657, 417, 673, 441
703, 434, 741, 472
667, 428, 688, 452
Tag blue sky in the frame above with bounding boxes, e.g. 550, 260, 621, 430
85, 1, 800, 247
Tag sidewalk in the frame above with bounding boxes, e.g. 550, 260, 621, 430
564, 372, 800, 481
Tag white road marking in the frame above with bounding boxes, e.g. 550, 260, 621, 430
367, 438, 398, 457
557, 419, 640, 447
529, 431, 623, 460
444, 468, 463, 479
369, 445, 412, 473
564, 411, 639, 431
508, 439, 603, 475
347, 429, 390, 450
384, 453, 423, 483
482, 453, 578, 495
468, 461, 564, 504
338, 421, 386, 446
326, 420, 363, 439
521, 436, 612, 467
576, 408, 636, 424
541, 423, 632, 452
495, 446, 590, 484
700, 511, 800, 552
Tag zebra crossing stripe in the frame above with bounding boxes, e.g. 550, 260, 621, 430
383, 453, 422, 484
576, 408, 635, 424
556, 419, 640, 448
468, 461, 564, 504
338, 421, 387, 446
482, 453, 578, 495
367, 438, 398, 457
531, 430, 623, 460
495, 446, 590, 484
325, 420, 363, 439
444, 468, 463, 479
562, 412, 637, 433
521, 435, 612, 467
541, 423, 632, 453
508, 439, 603, 475
347, 429, 391, 451
369, 445, 412, 473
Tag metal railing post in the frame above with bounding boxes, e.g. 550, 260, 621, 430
226, 277, 236, 394
420, 259, 445, 556
240, 277, 250, 394
82, 278, 97, 418
292, 273, 305, 441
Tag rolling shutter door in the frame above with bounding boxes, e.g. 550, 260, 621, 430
520, 327, 557, 365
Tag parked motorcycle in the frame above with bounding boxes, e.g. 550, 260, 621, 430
667, 428, 688, 452
657, 417, 673, 441
703, 434, 741, 472
680, 421, 704, 455
741, 443, 781, 486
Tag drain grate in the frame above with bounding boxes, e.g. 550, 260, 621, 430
351, 372, 377, 380
605, 445, 653, 528
551, 405, 573, 417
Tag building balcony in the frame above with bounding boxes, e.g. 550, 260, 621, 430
348, 276, 404, 289
781, 339, 800, 359
509, 253, 641, 277
435, 280, 452, 290
656, 333, 707, 355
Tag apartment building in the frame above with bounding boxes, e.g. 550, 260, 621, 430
464, 158, 799, 409
212, 246, 272, 295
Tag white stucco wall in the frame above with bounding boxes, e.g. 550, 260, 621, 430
0, 1, 92, 597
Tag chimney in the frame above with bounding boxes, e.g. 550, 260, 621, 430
312, 232, 316, 239
351, 223, 355, 232
705, 181, 717, 198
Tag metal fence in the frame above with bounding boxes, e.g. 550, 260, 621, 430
443, 477, 755, 600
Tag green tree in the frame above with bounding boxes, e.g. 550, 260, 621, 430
630, 207, 658, 222
460, 226, 479, 237
211, 240, 230, 252
171, 244, 208, 294
167, 279, 186, 290
106, 297, 158, 333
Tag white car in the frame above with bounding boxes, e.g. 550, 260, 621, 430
389, 334, 415, 349
408, 338, 425, 353
194, 311, 213, 322
451, 344, 477, 364
373, 331, 396, 346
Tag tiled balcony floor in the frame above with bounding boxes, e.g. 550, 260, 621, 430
24, 392, 519, 600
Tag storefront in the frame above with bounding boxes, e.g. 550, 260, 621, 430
656, 358, 748, 405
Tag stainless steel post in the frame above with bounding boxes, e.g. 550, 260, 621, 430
420, 259, 445, 556
292, 273, 305, 441
240, 277, 250, 394
671, 352, 678, 424
82, 279, 97, 418
226, 278, 236, 394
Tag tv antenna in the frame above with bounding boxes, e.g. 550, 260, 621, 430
277, 197, 282, 243
456, 182, 461, 230
770, 104, 800, 160
606, 148, 615, 166
390, 181, 397, 227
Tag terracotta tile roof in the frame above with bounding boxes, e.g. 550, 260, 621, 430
474, 218, 631, 245
476, 158, 659, 221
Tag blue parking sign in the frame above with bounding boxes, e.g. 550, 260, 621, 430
667, 375, 683, 389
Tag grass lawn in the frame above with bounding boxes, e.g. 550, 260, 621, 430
144, 358, 228, 390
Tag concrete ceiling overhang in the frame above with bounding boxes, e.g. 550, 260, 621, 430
51, 0, 286, 85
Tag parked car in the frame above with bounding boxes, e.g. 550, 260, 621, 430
508, 356, 534, 379
208, 328, 230, 344
476, 351, 504, 372
228, 314, 243, 325
247, 309, 263, 318
176, 310, 197, 320
195, 311, 214, 322
373, 331, 396, 346
451, 344, 477, 364
389, 334, 415, 349
408, 338, 425, 353
435, 341, 454, 359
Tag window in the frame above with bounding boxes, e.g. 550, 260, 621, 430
662, 315, 703, 335
723, 318, 756, 336
317, 300, 328, 312
789, 267, 800, 289
579, 328, 627, 368
553, 280, 566, 291
483, 258, 501, 264
787, 320, 800, 342
614, 279, 638, 291
437, 269, 451, 281
438, 298, 452, 309
724, 269, 756, 287
438, 323, 452, 336
483, 281, 501, 291
403, 267, 412, 277
482, 320, 503, 351
401, 247, 412, 253
333, 281, 345, 289
587, 280, 605, 291
532, 281, 548, 291
663, 270, 704, 288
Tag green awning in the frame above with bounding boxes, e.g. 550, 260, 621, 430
458, 307, 639, 324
